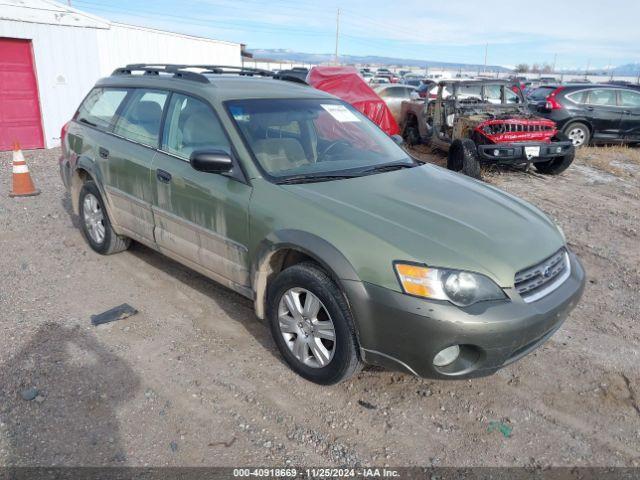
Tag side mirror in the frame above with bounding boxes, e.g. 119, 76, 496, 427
190, 150, 233, 174
391, 134, 404, 146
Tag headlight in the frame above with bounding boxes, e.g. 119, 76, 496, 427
394, 262, 506, 306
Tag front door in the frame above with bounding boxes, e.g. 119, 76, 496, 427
618, 89, 640, 142
104, 88, 169, 244
151, 93, 252, 294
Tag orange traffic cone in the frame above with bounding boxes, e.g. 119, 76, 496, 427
9, 142, 40, 197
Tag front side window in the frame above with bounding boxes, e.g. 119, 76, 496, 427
484, 84, 502, 104
162, 94, 230, 159
113, 89, 168, 146
76, 88, 128, 131
619, 90, 640, 107
505, 88, 521, 104
585, 89, 617, 106
227, 99, 412, 180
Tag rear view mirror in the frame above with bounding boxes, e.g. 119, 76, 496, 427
190, 150, 233, 174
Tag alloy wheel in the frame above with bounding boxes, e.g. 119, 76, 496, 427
567, 127, 587, 147
277, 288, 336, 368
83, 193, 106, 244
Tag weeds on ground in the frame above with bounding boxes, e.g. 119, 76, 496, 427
577, 145, 640, 177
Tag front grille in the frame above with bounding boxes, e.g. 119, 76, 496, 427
482, 122, 555, 135
515, 248, 570, 303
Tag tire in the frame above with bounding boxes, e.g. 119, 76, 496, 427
534, 132, 576, 175
447, 139, 481, 179
267, 262, 362, 385
563, 122, 591, 148
403, 119, 421, 146
79, 181, 130, 255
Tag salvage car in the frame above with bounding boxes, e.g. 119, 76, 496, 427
400, 80, 575, 178
59, 65, 585, 385
529, 84, 640, 147
373, 84, 417, 123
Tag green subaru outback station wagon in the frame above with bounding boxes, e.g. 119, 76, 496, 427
59, 64, 585, 385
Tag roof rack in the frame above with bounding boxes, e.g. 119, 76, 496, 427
111, 64, 308, 85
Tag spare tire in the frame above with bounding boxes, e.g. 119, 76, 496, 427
447, 139, 481, 179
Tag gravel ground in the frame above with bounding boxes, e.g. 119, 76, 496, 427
0, 147, 638, 467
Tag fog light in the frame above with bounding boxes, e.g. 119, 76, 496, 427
433, 345, 460, 367
493, 149, 500, 156
555, 146, 562, 153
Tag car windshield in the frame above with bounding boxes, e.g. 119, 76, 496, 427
226, 98, 413, 181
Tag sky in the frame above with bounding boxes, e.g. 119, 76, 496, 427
72, 0, 640, 69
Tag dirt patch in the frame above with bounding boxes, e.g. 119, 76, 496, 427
0, 147, 639, 467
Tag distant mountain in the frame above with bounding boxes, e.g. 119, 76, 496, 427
612, 63, 640, 76
248, 48, 511, 72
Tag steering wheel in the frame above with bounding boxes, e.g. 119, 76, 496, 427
319, 140, 351, 158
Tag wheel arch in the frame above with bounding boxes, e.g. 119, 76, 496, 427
563, 119, 593, 135
251, 230, 361, 322
70, 157, 111, 217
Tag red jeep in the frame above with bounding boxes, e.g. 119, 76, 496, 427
400, 79, 575, 178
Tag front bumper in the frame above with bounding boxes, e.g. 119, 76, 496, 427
477, 140, 573, 164
344, 252, 585, 379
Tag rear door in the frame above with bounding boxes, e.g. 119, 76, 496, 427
151, 93, 252, 292
583, 88, 623, 140
104, 88, 169, 244
618, 89, 640, 141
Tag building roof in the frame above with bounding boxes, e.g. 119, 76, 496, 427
0, 0, 240, 46
0, 0, 110, 29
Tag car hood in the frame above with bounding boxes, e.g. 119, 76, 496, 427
283, 164, 565, 288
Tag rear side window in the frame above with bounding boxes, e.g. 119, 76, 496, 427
113, 89, 169, 146
619, 90, 640, 107
457, 85, 482, 101
585, 89, 617, 106
162, 93, 230, 159
565, 91, 586, 104
76, 88, 128, 131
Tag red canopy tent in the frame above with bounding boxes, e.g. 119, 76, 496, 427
306, 66, 400, 136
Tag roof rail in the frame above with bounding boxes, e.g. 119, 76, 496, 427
111, 64, 308, 85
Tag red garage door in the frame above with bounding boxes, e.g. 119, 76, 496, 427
0, 38, 44, 151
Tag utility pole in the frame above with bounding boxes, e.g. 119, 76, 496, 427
484, 43, 488, 72
585, 59, 590, 81
334, 8, 340, 66
608, 58, 614, 81
552, 53, 557, 73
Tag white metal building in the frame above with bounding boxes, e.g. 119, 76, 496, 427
0, 0, 242, 150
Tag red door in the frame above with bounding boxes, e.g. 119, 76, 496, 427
0, 38, 44, 151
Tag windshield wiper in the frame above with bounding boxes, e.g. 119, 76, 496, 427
277, 173, 358, 185
357, 162, 417, 175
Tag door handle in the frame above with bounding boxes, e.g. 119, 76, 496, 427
156, 169, 172, 183
623, 110, 631, 115
585, 106, 594, 112
98, 147, 109, 159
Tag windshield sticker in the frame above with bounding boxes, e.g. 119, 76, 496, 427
321, 104, 361, 122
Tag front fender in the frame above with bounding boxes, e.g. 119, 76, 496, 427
251, 229, 361, 321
